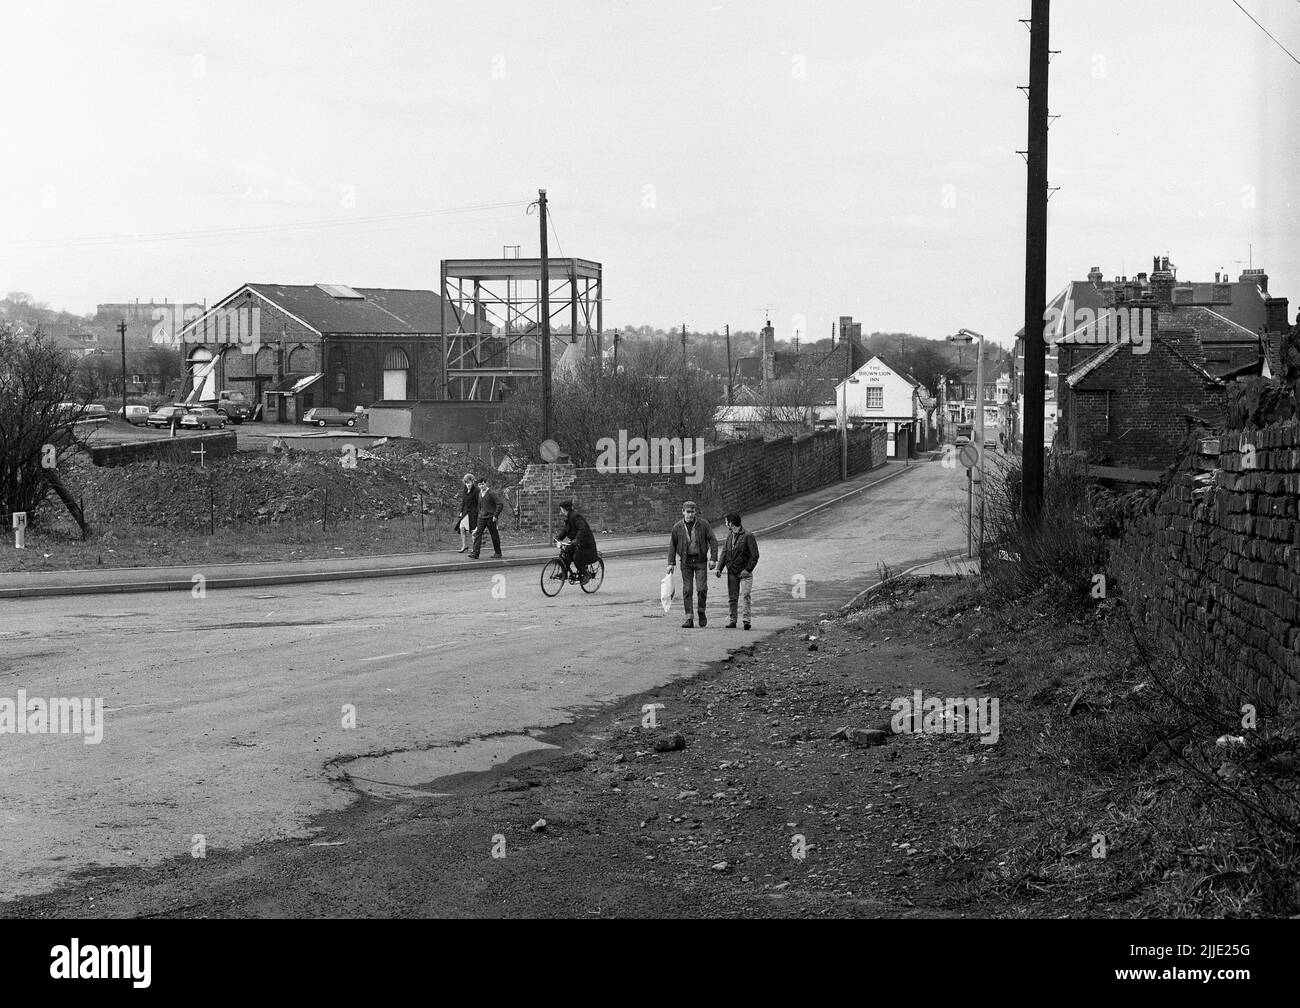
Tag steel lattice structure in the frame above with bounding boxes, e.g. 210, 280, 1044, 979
440, 257, 602, 401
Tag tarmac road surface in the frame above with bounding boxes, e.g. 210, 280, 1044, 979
0, 459, 968, 902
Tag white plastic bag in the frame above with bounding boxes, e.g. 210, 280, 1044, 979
659, 571, 676, 614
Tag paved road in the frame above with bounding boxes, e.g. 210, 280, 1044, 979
0, 459, 967, 902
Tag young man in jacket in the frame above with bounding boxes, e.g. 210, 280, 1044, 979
715, 512, 759, 630
555, 500, 598, 583
665, 500, 718, 628
467, 477, 505, 559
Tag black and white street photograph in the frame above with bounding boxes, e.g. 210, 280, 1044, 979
0, 0, 1297, 982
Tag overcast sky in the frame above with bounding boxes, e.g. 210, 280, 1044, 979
2, 0, 1297, 347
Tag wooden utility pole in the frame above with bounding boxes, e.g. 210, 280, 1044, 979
538, 189, 552, 442
1021, 0, 1050, 524
117, 320, 128, 418
681, 323, 687, 363
724, 324, 733, 406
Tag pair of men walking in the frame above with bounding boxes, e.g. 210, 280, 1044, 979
665, 501, 759, 629
459, 476, 505, 560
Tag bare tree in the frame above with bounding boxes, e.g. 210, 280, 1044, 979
0, 325, 92, 531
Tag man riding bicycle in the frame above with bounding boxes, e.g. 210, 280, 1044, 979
555, 500, 598, 584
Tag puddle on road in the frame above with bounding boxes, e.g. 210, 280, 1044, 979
342, 734, 558, 800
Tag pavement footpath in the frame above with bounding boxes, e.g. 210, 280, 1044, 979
0, 461, 924, 599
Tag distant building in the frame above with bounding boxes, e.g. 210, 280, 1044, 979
733, 315, 869, 407
829, 355, 923, 459
1015, 257, 1289, 457
177, 283, 504, 424
96, 299, 206, 347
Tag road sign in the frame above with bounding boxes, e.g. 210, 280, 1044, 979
958, 443, 980, 469
539, 439, 561, 463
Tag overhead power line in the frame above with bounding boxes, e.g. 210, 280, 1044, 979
1, 200, 530, 251
1232, 0, 1300, 66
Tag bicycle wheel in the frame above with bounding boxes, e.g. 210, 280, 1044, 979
580, 555, 604, 593
540, 558, 566, 597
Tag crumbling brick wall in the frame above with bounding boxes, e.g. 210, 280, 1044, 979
515, 427, 887, 532
1108, 420, 1300, 709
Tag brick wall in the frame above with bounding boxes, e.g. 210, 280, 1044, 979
515, 428, 887, 532
88, 431, 238, 468
1108, 421, 1300, 709
1060, 333, 1227, 468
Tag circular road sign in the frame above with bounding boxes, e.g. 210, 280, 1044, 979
957, 443, 980, 469
539, 439, 562, 463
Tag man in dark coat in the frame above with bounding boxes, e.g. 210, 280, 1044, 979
666, 500, 718, 628
467, 477, 504, 559
715, 512, 759, 630
555, 500, 598, 582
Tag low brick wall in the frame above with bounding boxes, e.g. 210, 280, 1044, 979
1108, 421, 1300, 709
89, 431, 238, 468
516, 427, 887, 532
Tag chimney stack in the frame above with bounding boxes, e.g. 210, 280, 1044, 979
1087, 266, 1104, 284
761, 318, 776, 383
1241, 268, 1268, 294
1150, 255, 1175, 307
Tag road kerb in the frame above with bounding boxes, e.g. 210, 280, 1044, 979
0, 462, 925, 599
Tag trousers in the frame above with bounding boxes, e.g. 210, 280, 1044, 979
471, 516, 501, 556
680, 562, 708, 616
727, 572, 753, 621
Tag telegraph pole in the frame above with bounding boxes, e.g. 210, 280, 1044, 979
118, 320, 128, 418
724, 323, 733, 406
681, 322, 687, 363
538, 189, 552, 442
1021, 0, 1050, 524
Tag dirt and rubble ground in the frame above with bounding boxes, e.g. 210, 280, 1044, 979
2, 441, 515, 573
9, 573, 1293, 919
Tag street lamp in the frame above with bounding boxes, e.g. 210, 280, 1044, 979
947, 328, 987, 559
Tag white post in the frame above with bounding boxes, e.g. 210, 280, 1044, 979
13, 511, 27, 550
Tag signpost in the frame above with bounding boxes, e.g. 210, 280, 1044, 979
13, 511, 27, 550
540, 438, 561, 541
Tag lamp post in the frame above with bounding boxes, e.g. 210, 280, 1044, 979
948, 328, 987, 556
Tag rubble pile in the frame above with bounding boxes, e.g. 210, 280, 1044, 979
59, 440, 505, 530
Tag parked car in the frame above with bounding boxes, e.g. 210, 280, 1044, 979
118, 404, 150, 425
83, 403, 109, 419
180, 407, 227, 430
146, 405, 189, 429
303, 407, 357, 428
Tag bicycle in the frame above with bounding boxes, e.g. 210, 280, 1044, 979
540, 544, 604, 597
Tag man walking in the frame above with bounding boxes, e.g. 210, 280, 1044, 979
666, 500, 717, 628
467, 477, 504, 559
715, 512, 759, 630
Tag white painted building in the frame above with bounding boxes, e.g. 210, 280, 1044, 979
831, 356, 921, 459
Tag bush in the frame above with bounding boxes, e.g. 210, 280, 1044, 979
979, 452, 1113, 608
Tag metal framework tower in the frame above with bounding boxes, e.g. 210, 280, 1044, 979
439, 257, 603, 401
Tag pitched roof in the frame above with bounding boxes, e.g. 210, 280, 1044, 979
1162, 306, 1258, 343
1067, 335, 1222, 390
245, 284, 444, 334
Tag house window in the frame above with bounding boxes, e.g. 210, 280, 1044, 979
865, 386, 884, 409
336, 372, 346, 393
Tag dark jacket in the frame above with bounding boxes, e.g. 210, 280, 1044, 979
477, 488, 504, 521
667, 517, 718, 567
719, 527, 759, 576
457, 483, 479, 529
558, 511, 599, 567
